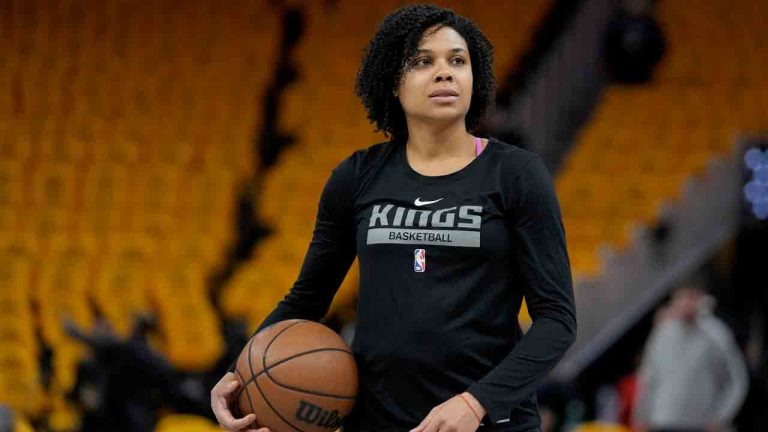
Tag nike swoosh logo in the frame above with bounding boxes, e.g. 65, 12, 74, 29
414, 197, 444, 207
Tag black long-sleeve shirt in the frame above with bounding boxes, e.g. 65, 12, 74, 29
238, 138, 576, 431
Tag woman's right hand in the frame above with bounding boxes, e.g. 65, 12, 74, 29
211, 372, 270, 432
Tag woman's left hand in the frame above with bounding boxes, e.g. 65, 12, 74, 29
410, 392, 486, 432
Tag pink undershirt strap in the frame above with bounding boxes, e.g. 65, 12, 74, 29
475, 137, 484, 157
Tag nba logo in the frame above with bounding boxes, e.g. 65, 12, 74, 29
414, 249, 426, 272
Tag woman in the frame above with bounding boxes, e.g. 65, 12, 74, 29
212, 4, 576, 432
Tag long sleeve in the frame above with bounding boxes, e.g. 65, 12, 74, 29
228, 157, 358, 372
467, 155, 577, 424
706, 318, 748, 424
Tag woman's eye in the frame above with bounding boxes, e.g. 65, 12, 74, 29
451, 57, 466, 65
415, 58, 431, 67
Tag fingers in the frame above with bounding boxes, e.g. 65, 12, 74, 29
422, 419, 443, 432
211, 374, 240, 403
215, 391, 254, 429
212, 382, 238, 420
221, 413, 257, 431
212, 394, 234, 423
225, 378, 240, 393
212, 375, 258, 430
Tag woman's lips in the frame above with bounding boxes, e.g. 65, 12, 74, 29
429, 95, 459, 103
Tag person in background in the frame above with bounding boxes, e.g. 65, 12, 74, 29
615, 357, 639, 428
633, 282, 748, 432
0, 404, 13, 432
65, 314, 189, 432
603, 0, 665, 83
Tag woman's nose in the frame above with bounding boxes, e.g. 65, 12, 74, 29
434, 70, 453, 82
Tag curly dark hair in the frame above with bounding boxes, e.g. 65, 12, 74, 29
355, 4, 496, 143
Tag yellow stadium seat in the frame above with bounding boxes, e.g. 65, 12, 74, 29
0, 317, 37, 354
0, 368, 45, 418
160, 316, 224, 372
47, 393, 82, 432
80, 163, 129, 214
569, 245, 602, 279
573, 422, 630, 432
92, 259, 152, 337
14, 415, 35, 432
31, 163, 76, 210
155, 414, 221, 432
35, 235, 96, 346
0, 161, 23, 207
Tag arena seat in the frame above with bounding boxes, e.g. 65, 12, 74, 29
155, 414, 222, 432
573, 422, 631, 432
13, 415, 35, 432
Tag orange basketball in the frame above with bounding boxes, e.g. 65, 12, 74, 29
233, 319, 358, 432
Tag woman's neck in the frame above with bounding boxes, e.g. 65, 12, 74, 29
405, 120, 474, 160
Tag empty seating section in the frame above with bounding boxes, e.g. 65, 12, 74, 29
0, 0, 277, 420
557, 0, 768, 278
221, 0, 551, 331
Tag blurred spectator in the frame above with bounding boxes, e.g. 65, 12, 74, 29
0, 404, 12, 432
64, 314, 182, 432
603, 0, 665, 83
595, 383, 621, 424
633, 283, 748, 432
615, 366, 638, 427
538, 381, 580, 432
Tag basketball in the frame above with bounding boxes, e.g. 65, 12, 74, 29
233, 319, 358, 432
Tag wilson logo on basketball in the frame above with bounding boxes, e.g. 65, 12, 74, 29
295, 400, 343, 429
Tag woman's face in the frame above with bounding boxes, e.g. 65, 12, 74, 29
396, 25, 473, 127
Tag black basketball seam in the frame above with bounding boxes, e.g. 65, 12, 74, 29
255, 320, 309, 432
261, 319, 308, 387
244, 335, 257, 417
238, 347, 356, 399
232, 372, 244, 414
262, 320, 308, 368
264, 348, 357, 400
253, 319, 305, 382
235, 368, 256, 420
261, 320, 356, 400
266, 374, 359, 402
253, 358, 308, 432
